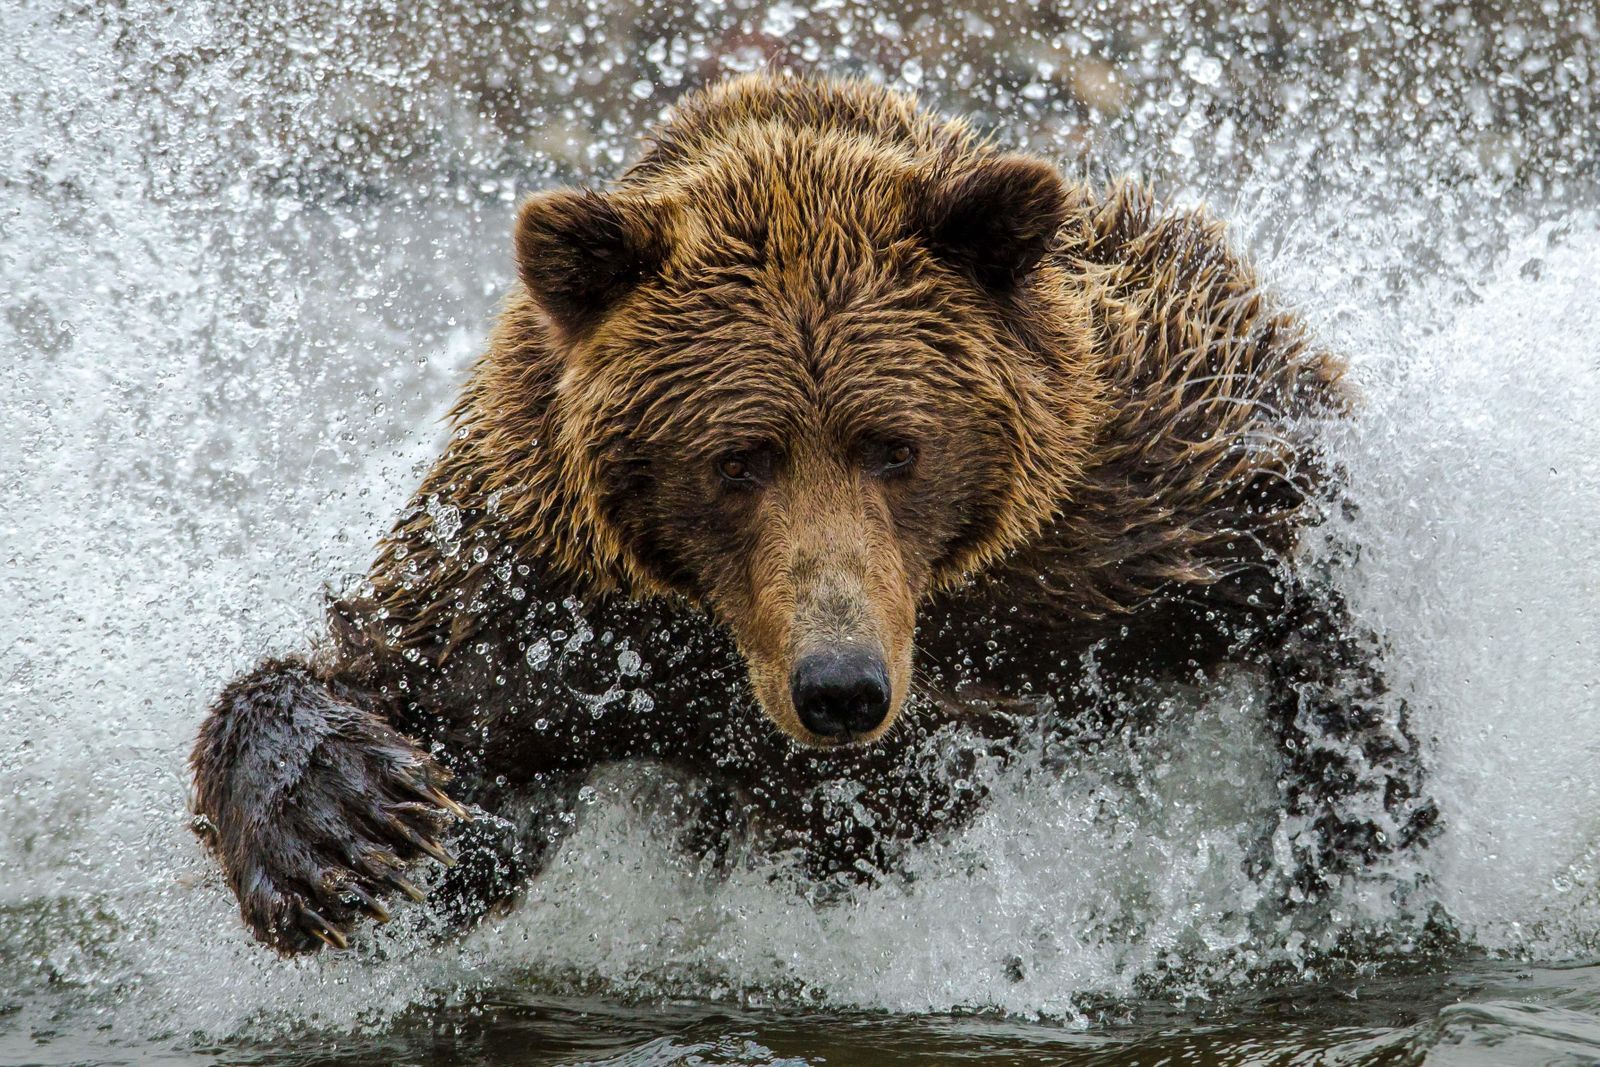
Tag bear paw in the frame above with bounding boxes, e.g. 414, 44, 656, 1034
194, 667, 472, 954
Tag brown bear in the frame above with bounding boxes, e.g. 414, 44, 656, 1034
191, 73, 1435, 954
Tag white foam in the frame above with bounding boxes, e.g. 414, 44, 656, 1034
1329, 224, 1600, 957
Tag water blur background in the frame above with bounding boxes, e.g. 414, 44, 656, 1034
2, 1, 1598, 1064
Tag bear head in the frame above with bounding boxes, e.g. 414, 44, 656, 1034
494, 85, 1105, 747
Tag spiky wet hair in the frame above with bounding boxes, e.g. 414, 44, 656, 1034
345, 73, 1343, 669
442, 73, 1107, 603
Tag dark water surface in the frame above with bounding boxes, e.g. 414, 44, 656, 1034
8, 960, 1600, 1065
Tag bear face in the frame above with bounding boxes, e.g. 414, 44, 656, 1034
502, 94, 1106, 748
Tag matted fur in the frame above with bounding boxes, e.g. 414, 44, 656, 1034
191, 74, 1426, 957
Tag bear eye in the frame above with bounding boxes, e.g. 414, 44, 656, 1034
717, 452, 754, 484
873, 440, 917, 477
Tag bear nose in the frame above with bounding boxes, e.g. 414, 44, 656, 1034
790, 645, 891, 739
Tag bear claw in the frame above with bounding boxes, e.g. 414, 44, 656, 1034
344, 884, 391, 923
384, 873, 427, 903
399, 774, 473, 821
300, 907, 350, 950
400, 825, 458, 868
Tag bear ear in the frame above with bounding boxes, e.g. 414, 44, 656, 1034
514, 189, 665, 334
917, 154, 1069, 289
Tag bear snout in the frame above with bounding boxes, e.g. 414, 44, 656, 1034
789, 644, 892, 741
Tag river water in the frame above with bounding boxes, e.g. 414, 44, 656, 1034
2, 2, 1597, 1064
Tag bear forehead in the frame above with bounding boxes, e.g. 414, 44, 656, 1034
645, 123, 930, 267
579, 290, 1020, 455
590, 244, 1007, 395
560, 118, 1045, 451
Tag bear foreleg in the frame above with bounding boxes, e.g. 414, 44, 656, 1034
1261, 589, 1440, 898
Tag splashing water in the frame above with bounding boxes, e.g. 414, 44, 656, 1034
2, 0, 1597, 1061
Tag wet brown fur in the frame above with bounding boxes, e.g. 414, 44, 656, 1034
191, 74, 1431, 955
